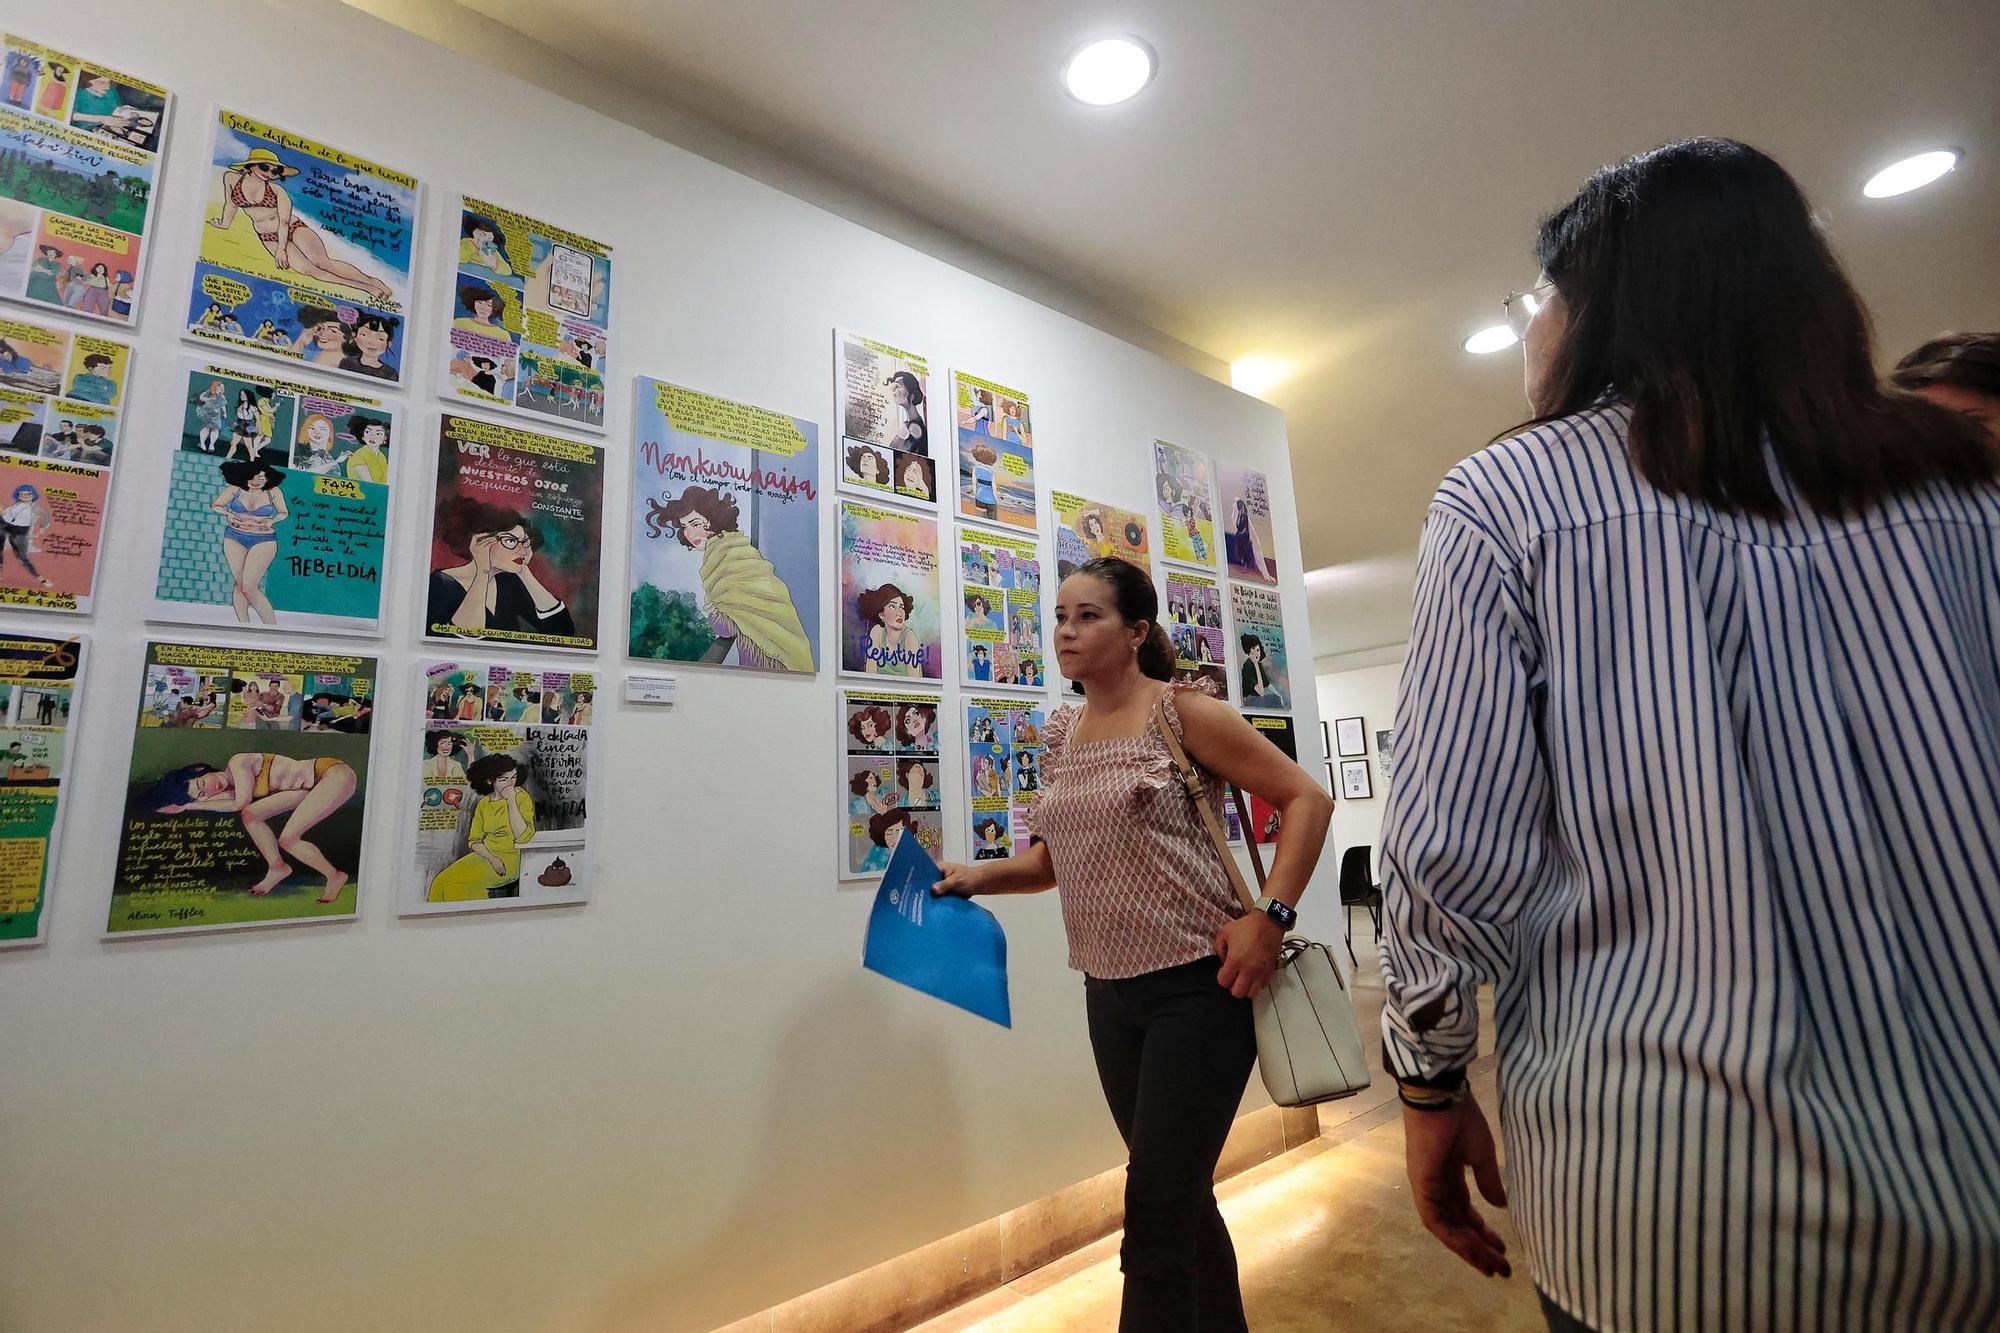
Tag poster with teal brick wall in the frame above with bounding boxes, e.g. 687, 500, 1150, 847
149, 358, 398, 636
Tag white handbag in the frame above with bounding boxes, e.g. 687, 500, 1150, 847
1157, 700, 1372, 1107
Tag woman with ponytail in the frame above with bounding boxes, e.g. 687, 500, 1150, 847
935, 555, 1332, 1332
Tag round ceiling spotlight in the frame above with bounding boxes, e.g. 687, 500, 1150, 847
1063, 36, 1156, 106
1462, 324, 1520, 355
1863, 149, 1960, 199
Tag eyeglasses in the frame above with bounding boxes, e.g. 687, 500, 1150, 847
485, 532, 531, 550
1503, 280, 1555, 338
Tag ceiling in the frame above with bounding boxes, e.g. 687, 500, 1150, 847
409, 0, 2000, 659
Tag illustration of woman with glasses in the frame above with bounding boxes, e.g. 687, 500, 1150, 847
208, 147, 396, 306
427, 495, 576, 639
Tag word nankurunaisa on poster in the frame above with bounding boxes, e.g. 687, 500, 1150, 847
629, 376, 818, 673
836, 330, 934, 507
840, 688, 943, 881
0, 633, 83, 947
1231, 580, 1292, 711
0, 313, 130, 611
957, 528, 1045, 689
1050, 489, 1150, 582
1217, 459, 1278, 584
1153, 438, 1216, 568
410, 659, 593, 915
110, 641, 376, 936
964, 696, 1045, 863
0, 34, 171, 325
152, 359, 398, 636
443, 196, 612, 431
1164, 568, 1228, 698
187, 109, 420, 387
426, 414, 604, 653
840, 500, 940, 679
952, 369, 1034, 531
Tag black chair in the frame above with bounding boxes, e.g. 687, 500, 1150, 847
1337, 845, 1382, 966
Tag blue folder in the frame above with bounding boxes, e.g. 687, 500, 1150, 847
862, 834, 1012, 1028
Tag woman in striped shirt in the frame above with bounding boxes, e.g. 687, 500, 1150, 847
1381, 138, 2000, 1331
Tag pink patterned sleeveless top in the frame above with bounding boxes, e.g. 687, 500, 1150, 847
1027, 681, 1244, 979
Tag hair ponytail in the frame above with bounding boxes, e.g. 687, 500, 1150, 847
1138, 622, 1175, 683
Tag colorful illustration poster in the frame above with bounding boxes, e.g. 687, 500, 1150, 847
840, 687, 943, 881
1236, 713, 1298, 846
958, 529, 1045, 690
840, 500, 940, 679
409, 659, 592, 915
964, 696, 1045, 863
186, 109, 420, 386
1051, 489, 1151, 582
628, 376, 818, 673
1164, 569, 1228, 698
953, 370, 1034, 530
426, 414, 604, 653
0, 314, 128, 611
442, 196, 611, 431
1217, 460, 1278, 584
109, 641, 375, 935
0, 633, 82, 946
151, 359, 397, 636
1231, 581, 1292, 711
0, 35, 169, 325
1153, 439, 1217, 568
837, 330, 934, 507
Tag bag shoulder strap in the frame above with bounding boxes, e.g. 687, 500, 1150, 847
1154, 694, 1266, 913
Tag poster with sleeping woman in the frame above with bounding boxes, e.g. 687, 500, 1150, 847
425, 414, 604, 653
0, 33, 171, 326
407, 658, 592, 916
840, 688, 943, 881
840, 500, 941, 679
964, 696, 1045, 864
0, 313, 130, 611
1216, 459, 1279, 584
836, 329, 934, 508
442, 196, 612, 431
150, 358, 398, 637
0, 632, 84, 947
185, 109, 421, 387
628, 376, 818, 673
109, 641, 375, 936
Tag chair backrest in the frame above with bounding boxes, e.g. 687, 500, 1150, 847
1337, 845, 1374, 902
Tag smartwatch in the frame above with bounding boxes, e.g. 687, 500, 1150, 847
1253, 895, 1297, 930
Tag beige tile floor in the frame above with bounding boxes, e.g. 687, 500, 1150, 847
912, 919, 1547, 1333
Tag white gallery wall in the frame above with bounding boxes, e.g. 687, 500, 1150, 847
0, 2, 1332, 1331
1314, 657, 1407, 888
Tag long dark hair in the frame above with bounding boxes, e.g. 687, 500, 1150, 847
1068, 556, 1174, 694
1512, 138, 1995, 517
1892, 333, 2000, 398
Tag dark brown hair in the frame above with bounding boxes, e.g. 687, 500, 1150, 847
858, 582, 912, 626
867, 806, 914, 847
1511, 138, 1996, 517
846, 706, 892, 745
652, 485, 740, 548
435, 495, 539, 557
1891, 333, 2000, 398
1068, 556, 1175, 694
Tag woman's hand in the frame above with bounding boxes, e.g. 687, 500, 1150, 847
1213, 912, 1284, 998
932, 862, 983, 898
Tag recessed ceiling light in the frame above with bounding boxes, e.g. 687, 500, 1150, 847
1462, 324, 1519, 355
1063, 37, 1155, 106
1230, 355, 1290, 399
1863, 149, 1960, 199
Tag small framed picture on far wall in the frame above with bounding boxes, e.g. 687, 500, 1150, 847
1335, 716, 1366, 757
1339, 759, 1374, 800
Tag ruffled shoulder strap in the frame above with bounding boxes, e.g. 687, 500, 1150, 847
1043, 703, 1081, 761
1154, 677, 1216, 745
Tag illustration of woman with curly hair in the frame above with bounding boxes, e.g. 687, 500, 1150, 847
1074, 506, 1115, 559
849, 767, 896, 819
209, 148, 395, 305
453, 281, 509, 337
846, 704, 896, 752
967, 440, 999, 519
0, 484, 53, 588
859, 582, 922, 675
428, 495, 575, 639
646, 485, 813, 671
845, 444, 887, 487
858, 806, 916, 874
972, 817, 1009, 861
426, 752, 536, 902
897, 702, 937, 750
885, 369, 927, 455
140, 752, 358, 902
211, 460, 288, 625
972, 752, 1003, 799
290, 306, 348, 370
1240, 633, 1283, 708
898, 757, 938, 808
423, 731, 468, 785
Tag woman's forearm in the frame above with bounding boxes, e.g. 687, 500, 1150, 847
1261, 788, 1333, 908
974, 840, 1057, 894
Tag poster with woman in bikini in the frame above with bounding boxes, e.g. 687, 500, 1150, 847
110, 641, 376, 936
185, 109, 420, 387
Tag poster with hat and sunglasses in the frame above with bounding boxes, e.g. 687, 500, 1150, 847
184, 109, 421, 388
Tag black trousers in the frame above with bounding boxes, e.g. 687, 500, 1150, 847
1086, 955, 1259, 1333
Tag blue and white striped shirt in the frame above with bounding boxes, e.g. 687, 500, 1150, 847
1380, 403, 2000, 1332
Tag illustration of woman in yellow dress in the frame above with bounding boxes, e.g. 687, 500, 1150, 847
427, 752, 535, 901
